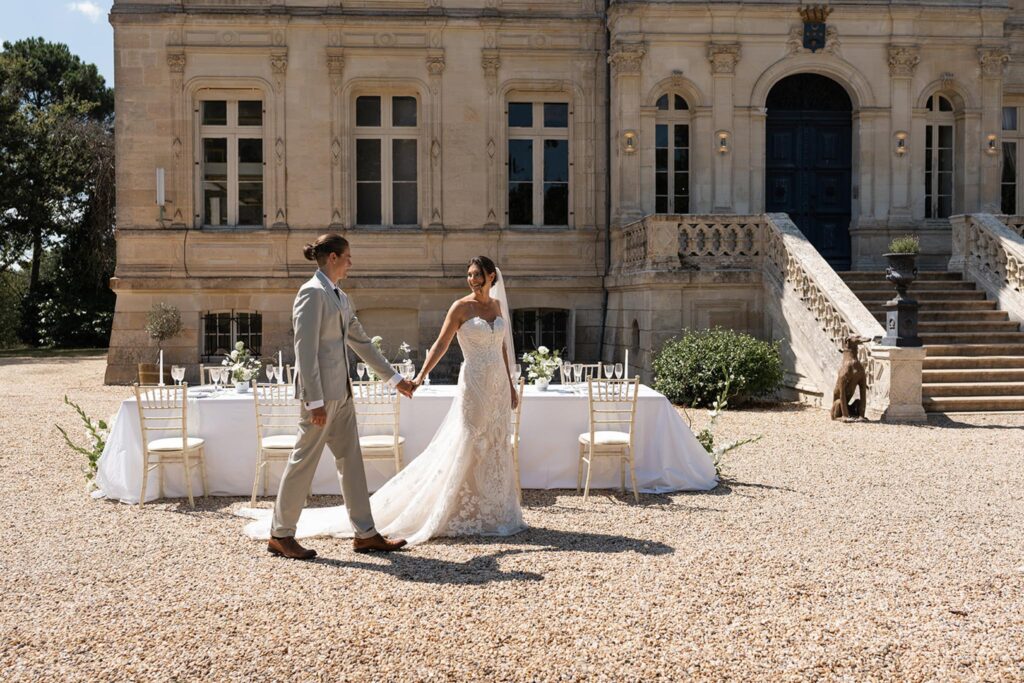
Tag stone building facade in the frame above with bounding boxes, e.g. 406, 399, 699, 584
105, 0, 1024, 386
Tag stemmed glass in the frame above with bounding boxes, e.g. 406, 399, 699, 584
265, 364, 277, 384
512, 363, 522, 381
603, 363, 615, 380
211, 367, 223, 393
356, 362, 367, 381
170, 365, 185, 386
561, 360, 572, 385
572, 363, 583, 394
614, 362, 623, 379
402, 361, 415, 382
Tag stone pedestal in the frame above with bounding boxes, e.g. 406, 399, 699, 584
868, 345, 927, 423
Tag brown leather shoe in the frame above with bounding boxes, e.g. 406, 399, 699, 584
353, 533, 407, 553
267, 536, 317, 560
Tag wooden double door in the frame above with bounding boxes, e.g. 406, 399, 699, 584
765, 74, 853, 270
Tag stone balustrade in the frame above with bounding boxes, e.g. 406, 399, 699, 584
613, 213, 925, 421
951, 214, 1024, 325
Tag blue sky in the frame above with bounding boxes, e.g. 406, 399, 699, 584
1, 0, 115, 85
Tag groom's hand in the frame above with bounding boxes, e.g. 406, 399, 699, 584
396, 379, 416, 398
310, 406, 327, 427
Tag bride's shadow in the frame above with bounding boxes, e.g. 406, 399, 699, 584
312, 527, 673, 586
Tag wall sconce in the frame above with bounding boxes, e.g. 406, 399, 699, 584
987, 134, 999, 155
716, 130, 730, 154
894, 131, 908, 157
622, 130, 638, 154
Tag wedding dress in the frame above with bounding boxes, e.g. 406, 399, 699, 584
238, 315, 527, 546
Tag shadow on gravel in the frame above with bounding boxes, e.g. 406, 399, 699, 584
925, 414, 1024, 430
311, 527, 673, 585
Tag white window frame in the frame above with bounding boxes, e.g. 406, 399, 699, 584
194, 93, 266, 228
352, 93, 422, 227
1002, 103, 1022, 215
654, 93, 691, 214
924, 93, 956, 220
506, 97, 573, 227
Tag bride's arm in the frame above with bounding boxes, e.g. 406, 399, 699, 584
502, 341, 518, 410
413, 303, 462, 385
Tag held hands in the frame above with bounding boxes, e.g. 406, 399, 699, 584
396, 379, 417, 399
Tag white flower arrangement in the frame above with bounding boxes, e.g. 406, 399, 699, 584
222, 341, 263, 383
521, 346, 561, 383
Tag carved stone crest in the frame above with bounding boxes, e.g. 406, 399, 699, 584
979, 47, 1010, 78
270, 54, 288, 75
426, 55, 446, 76
787, 25, 841, 56
167, 52, 186, 73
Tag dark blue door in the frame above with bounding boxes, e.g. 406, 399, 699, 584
765, 74, 853, 270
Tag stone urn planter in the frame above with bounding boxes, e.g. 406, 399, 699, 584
881, 252, 922, 347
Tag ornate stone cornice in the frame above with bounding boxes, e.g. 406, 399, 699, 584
167, 51, 186, 73
887, 45, 920, 78
707, 43, 741, 75
608, 42, 646, 76
979, 47, 1010, 78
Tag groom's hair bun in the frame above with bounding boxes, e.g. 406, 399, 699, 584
304, 233, 349, 265
468, 255, 498, 283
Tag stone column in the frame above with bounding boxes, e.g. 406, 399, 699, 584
869, 345, 927, 423
270, 50, 288, 228
166, 49, 187, 228
887, 45, 919, 222
426, 50, 445, 229
707, 43, 740, 213
327, 49, 345, 229
481, 47, 500, 228
608, 41, 646, 225
979, 47, 1010, 213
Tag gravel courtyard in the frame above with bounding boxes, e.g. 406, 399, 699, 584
2, 354, 1022, 682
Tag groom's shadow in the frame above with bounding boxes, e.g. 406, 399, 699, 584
312, 527, 673, 586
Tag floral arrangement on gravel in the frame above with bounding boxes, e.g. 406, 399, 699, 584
222, 341, 262, 383
55, 395, 112, 488
521, 346, 561, 384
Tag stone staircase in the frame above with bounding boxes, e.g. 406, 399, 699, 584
840, 271, 1024, 413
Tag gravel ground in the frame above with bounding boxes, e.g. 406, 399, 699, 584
2, 354, 1023, 682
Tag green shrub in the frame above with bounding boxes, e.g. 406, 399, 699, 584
887, 234, 920, 254
652, 327, 783, 407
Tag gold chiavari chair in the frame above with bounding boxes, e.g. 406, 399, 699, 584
133, 383, 208, 507
351, 380, 405, 475
578, 364, 603, 381
510, 377, 525, 502
577, 377, 641, 503
251, 381, 300, 505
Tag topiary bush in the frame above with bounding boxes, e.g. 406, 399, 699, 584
653, 327, 783, 407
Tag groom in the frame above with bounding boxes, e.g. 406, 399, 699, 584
268, 233, 417, 560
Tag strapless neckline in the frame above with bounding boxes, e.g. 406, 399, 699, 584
463, 315, 503, 332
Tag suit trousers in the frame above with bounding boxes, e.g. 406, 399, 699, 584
270, 398, 377, 539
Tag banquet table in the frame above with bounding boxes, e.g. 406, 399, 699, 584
96, 383, 717, 504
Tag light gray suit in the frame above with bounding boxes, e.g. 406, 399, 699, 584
271, 270, 397, 539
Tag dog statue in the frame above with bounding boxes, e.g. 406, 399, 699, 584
830, 334, 872, 421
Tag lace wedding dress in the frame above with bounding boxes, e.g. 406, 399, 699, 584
239, 315, 526, 546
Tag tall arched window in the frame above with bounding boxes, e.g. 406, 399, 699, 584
654, 94, 690, 213
924, 93, 956, 219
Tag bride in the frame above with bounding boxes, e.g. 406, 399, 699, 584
240, 255, 526, 545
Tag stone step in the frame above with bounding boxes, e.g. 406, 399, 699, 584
923, 395, 1024, 412
923, 381, 1024, 397
855, 290, 989, 302
862, 299, 998, 311
923, 368, 1024, 383
841, 271, 963, 281
914, 310, 1011, 322
920, 332, 1024, 345
847, 280, 979, 292
924, 344, 1024, 357
914, 321, 1022, 333
923, 355, 1024, 369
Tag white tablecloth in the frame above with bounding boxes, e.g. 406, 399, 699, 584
96, 384, 717, 503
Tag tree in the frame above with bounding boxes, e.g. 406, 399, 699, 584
0, 38, 115, 346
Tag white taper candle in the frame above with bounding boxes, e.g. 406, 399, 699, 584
158, 350, 164, 386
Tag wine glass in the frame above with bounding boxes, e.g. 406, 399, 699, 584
403, 361, 415, 381
572, 363, 583, 387
512, 363, 522, 381
170, 365, 185, 386
561, 360, 572, 385
210, 367, 222, 392
614, 362, 623, 379
604, 363, 615, 379
356, 362, 367, 381
265, 364, 277, 384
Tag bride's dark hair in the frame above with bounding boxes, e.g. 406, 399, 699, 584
467, 255, 498, 284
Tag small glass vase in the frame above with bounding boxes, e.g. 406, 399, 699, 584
535, 378, 549, 391
234, 380, 250, 393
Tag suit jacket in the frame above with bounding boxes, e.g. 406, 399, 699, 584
292, 270, 396, 403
